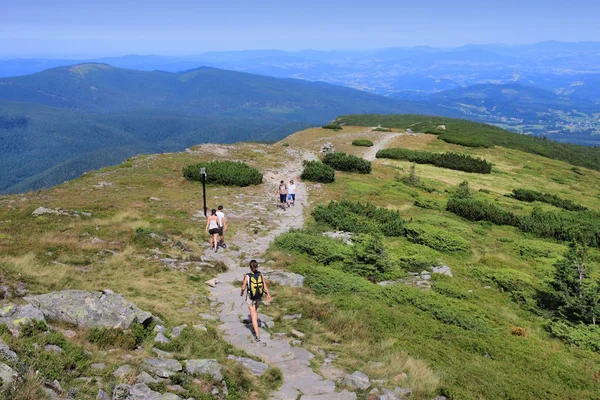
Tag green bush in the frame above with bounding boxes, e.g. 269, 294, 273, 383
447, 197, 520, 226
414, 198, 442, 210
438, 132, 492, 148
352, 139, 374, 147
183, 161, 262, 187
300, 160, 335, 183
347, 234, 391, 280
376, 148, 492, 174
312, 200, 405, 236
433, 281, 471, 299
404, 223, 469, 253
323, 152, 372, 174
322, 123, 342, 130
372, 127, 392, 132
512, 189, 587, 211
273, 230, 351, 265
546, 321, 600, 353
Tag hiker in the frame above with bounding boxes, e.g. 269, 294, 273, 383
205, 208, 220, 252
277, 180, 288, 210
287, 179, 296, 206
216, 205, 227, 248
240, 260, 272, 342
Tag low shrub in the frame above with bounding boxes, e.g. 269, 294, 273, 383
311, 200, 405, 237
511, 327, 528, 337
322, 123, 342, 130
512, 188, 587, 211
183, 161, 262, 186
438, 132, 493, 148
433, 281, 471, 299
372, 127, 392, 132
546, 320, 600, 353
323, 152, 372, 174
352, 139, 374, 146
447, 197, 520, 226
471, 267, 537, 309
404, 223, 469, 253
414, 198, 442, 210
376, 148, 492, 174
273, 230, 351, 265
300, 160, 335, 183
347, 234, 391, 280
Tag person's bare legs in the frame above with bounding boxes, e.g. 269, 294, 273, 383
248, 303, 260, 340
212, 233, 219, 251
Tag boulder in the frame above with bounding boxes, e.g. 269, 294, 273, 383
193, 324, 207, 332
378, 388, 402, 400
154, 332, 171, 344
136, 371, 158, 384
0, 303, 46, 335
0, 362, 16, 389
44, 344, 63, 353
113, 365, 134, 379
291, 329, 305, 339
342, 371, 371, 390
160, 394, 181, 400
282, 313, 302, 321
90, 363, 106, 371
263, 271, 304, 287
143, 358, 182, 378
431, 265, 452, 277
171, 324, 187, 338
185, 359, 223, 381
227, 355, 269, 376
0, 338, 19, 363
96, 389, 110, 400
25, 290, 153, 329
152, 348, 174, 358
112, 383, 161, 400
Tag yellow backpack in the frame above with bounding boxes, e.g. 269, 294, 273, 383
247, 272, 265, 300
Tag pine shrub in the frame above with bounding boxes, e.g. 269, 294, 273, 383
404, 223, 469, 253
352, 139, 374, 147
512, 188, 587, 211
323, 152, 372, 174
322, 123, 342, 130
300, 160, 335, 183
376, 148, 492, 174
183, 161, 262, 186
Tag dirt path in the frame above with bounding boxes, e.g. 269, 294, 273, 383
201, 149, 355, 399
363, 132, 404, 161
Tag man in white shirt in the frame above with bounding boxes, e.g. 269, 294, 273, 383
216, 205, 227, 248
287, 179, 296, 206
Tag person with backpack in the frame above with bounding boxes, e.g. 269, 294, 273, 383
240, 260, 272, 342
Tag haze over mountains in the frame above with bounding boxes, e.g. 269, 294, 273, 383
0, 64, 451, 194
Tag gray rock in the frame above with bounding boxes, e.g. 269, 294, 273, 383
113, 365, 134, 379
171, 324, 187, 338
166, 384, 185, 393
152, 348, 174, 358
0, 303, 46, 335
0, 338, 19, 363
112, 383, 161, 400
394, 387, 413, 398
291, 339, 303, 346
25, 290, 153, 329
431, 265, 453, 277
184, 359, 223, 381
44, 379, 63, 395
342, 370, 371, 390
91, 363, 106, 371
283, 313, 302, 320
153, 325, 166, 333
291, 329, 305, 339
32, 207, 61, 216
94, 182, 113, 188
97, 389, 110, 400
199, 313, 218, 321
154, 332, 171, 344
143, 358, 182, 378
160, 394, 181, 400
0, 362, 16, 388
41, 387, 60, 399
61, 329, 77, 338
227, 355, 269, 376
301, 392, 357, 400
136, 371, 158, 384
378, 388, 402, 400
192, 324, 207, 332
264, 271, 304, 287
0, 285, 11, 300
44, 344, 63, 353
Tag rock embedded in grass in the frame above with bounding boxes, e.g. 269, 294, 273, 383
342, 370, 371, 390
263, 271, 305, 287
184, 359, 223, 381
143, 358, 182, 378
227, 355, 269, 376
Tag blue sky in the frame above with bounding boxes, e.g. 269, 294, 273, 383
1, 0, 599, 57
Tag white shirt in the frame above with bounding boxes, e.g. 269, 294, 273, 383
216, 211, 225, 226
288, 184, 296, 195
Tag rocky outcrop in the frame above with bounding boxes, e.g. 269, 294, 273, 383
263, 271, 304, 287
0, 362, 16, 389
112, 383, 161, 400
25, 290, 153, 329
227, 355, 268, 376
32, 207, 92, 218
184, 359, 223, 381
0, 338, 19, 363
143, 358, 182, 378
342, 371, 371, 390
0, 303, 46, 335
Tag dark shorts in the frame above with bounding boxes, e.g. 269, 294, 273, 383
209, 228, 219, 235
288, 194, 296, 201
218, 226, 224, 236
280, 194, 287, 203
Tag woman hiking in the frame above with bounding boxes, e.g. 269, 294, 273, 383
205, 208, 221, 253
240, 260, 272, 342
277, 180, 288, 211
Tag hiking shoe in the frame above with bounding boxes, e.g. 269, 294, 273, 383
221, 243, 227, 249
254, 337, 261, 343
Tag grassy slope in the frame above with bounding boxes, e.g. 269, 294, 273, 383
0, 142, 287, 399
267, 126, 600, 399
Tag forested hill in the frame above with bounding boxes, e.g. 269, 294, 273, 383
0, 64, 454, 194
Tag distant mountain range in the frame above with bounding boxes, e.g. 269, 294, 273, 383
0, 64, 453, 194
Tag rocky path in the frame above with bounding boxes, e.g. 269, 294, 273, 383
201, 149, 355, 399
363, 132, 404, 161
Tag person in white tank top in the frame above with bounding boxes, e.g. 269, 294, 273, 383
205, 208, 221, 253
287, 179, 296, 206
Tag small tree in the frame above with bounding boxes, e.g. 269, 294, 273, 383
408, 163, 419, 186
550, 242, 600, 325
454, 180, 471, 199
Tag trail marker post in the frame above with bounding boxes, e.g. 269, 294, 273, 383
201, 167, 207, 217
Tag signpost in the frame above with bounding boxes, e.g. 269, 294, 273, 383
201, 167, 207, 217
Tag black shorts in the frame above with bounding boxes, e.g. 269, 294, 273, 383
218, 226, 224, 235
280, 194, 287, 203
209, 228, 219, 235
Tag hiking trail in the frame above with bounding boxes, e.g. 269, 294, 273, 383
200, 148, 355, 399
364, 131, 404, 161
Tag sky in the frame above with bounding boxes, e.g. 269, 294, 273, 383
1, 0, 599, 57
